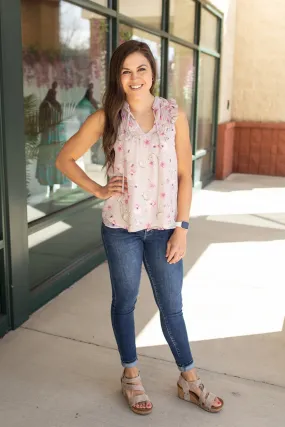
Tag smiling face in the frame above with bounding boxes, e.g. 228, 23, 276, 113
120, 52, 153, 101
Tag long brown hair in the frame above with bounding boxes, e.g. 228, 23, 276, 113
102, 40, 157, 172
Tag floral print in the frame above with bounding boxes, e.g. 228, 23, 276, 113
102, 97, 178, 232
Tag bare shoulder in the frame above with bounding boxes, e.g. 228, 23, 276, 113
85, 108, 105, 134
175, 108, 188, 129
174, 106, 191, 151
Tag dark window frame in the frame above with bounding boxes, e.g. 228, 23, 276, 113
0, 0, 222, 330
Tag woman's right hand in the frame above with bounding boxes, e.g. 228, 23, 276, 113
96, 176, 128, 200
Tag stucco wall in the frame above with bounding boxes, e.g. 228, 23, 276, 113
22, 0, 60, 50
232, 0, 285, 122
208, 0, 237, 124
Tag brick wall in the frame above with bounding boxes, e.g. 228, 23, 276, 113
216, 122, 285, 179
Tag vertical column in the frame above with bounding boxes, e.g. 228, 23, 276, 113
0, 0, 30, 328
191, 1, 201, 184
160, 0, 169, 98
212, 18, 223, 172
111, 0, 119, 53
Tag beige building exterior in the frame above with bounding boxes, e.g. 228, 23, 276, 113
214, 0, 285, 179
211, 0, 285, 123
233, 0, 285, 122
210, 0, 237, 124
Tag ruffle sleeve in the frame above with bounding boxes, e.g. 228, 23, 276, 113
168, 98, 178, 122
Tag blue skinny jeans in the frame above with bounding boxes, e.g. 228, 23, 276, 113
101, 223, 194, 372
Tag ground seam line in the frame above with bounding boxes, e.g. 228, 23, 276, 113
20, 326, 285, 390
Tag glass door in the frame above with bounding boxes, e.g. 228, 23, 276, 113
0, 188, 3, 312
195, 53, 217, 185
0, 118, 10, 337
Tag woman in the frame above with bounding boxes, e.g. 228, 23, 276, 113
56, 40, 223, 415
37, 81, 69, 195
76, 83, 105, 166
76, 83, 100, 124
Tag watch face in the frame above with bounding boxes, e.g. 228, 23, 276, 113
181, 221, 189, 229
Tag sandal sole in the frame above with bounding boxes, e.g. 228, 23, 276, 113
131, 407, 153, 416
177, 384, 224, 413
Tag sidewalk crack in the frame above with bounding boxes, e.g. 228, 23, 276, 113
21, 326, 285, 390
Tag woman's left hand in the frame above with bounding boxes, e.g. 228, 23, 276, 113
166, 228, 187, 264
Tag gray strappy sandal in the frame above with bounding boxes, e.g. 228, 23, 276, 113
121, 373, 153, 415
177, 374, 224, 413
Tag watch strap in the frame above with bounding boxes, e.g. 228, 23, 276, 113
175, 221, 189, 230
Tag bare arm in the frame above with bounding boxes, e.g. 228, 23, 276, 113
166, 108, 192, 264
175, 108, 193, 224
56, 110, 126, 199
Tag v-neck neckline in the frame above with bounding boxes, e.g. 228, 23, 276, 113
134, 112, 156, 135
124, 96, 159, 135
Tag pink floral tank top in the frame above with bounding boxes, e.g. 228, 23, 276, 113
102, 96, 178, 232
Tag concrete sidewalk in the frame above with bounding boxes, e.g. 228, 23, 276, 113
1, 174, 285, 427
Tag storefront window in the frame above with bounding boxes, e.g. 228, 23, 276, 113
197, 54, 216, 151
201, 8, 219, 51
2, 0, 223, 328
194, 152, 213, 183
169, 0, 195, 43
22, 0, 108, 222
168, 43, 195, 122
120, 0, 162, 29
119, 25, 161, 95
0, 182, 4, 314
28, 201, 105, 288
90, 0, 108, 6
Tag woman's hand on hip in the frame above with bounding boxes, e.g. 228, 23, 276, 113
96, 176, 128, 200
166, 228, 187, 264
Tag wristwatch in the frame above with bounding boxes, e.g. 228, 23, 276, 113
175, 221, 189, 230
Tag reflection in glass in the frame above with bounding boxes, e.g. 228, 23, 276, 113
22, 0, 108, 221
90, 0, 108, 6
28, 201, 105, 288
120, 0, 162, 29
119, 26, 161, 95
201, 8, 219, 51
168, 43, 195, 122
194, 152, 213, 183
197, 54, 216, 151
36, 82, 69, 193
169, 0, 195, 42
0, 180, 4, 314
0, 248, 4, 314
